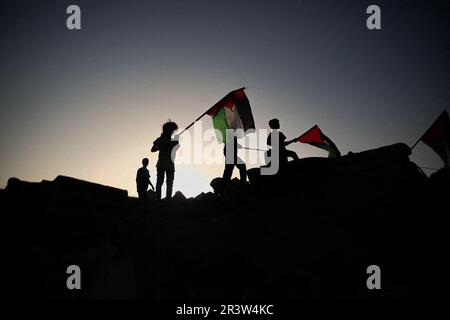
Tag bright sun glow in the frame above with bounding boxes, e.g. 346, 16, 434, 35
171, 165, 213, 198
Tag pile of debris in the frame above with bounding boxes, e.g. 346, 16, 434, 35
2, 143, 449, 299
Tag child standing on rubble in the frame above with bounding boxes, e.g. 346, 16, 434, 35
136, 158, 154, 200
151, 121, 179, 199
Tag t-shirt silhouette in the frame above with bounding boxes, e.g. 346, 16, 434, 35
267, 131, 287, 150
136, 167, 150, 191
153, 136, 179, 171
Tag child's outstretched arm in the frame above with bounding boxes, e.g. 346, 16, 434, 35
149, 179, 155, 191
284, 138, 298, 146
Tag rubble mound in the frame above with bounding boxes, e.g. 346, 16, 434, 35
2, 143, 450, 299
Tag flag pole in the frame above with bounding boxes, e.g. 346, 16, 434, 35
178, 110, 210, 136
410, 138, 421, 151
242, 146, 267, 152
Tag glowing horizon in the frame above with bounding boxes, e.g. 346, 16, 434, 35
1, 1, 448, 197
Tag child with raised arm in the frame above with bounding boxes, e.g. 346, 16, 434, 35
151, 121, 179, 199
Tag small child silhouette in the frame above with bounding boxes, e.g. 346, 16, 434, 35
136, 158, 154, 200
267, 118, 299, 165
151, 121, 179, 199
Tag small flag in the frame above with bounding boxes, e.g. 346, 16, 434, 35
206, 88, 255, 143
298, 125, 341, 158
418, 110, 450, 167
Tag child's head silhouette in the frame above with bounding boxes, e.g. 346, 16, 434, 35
162, 120, 178, 136
269, 118, 280, 130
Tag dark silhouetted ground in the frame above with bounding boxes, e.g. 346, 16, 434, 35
2, 143, 449, 299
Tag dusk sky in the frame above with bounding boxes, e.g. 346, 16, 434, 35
1, 0, 449, 197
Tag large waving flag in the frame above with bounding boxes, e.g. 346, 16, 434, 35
206, 88, 255, 143
416, 110, 450, 167
298, 125, 341, 158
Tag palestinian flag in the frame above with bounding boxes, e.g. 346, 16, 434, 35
206, 87, 255, 143
298, 125, 341, 158
418, 110, 450, 167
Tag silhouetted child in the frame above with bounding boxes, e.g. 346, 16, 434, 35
223, 135, 247, 182
267, 118, 299, 165
136, 158, 154, 200
151, 121, 179, 199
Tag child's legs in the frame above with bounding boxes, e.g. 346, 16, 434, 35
285, 149, 299, 161
137, 189, 147, 200
237, 163, 247, 182
156, 168, 165, 199
222, 164, 234, 181
166, 170, 175, 198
